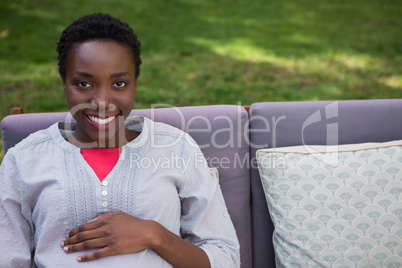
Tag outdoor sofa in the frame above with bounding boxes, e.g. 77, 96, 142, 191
2, 99, 402, 267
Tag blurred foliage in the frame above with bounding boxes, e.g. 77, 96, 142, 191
0, 0, 401, 161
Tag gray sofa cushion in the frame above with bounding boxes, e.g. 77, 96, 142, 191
249, 99, 402, 268
1, 105, 252, 268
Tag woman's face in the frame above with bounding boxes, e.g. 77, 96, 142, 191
63, 40, 137, 148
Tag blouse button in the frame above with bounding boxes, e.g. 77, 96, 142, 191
102, 190, 107, 196
102, 181, 108, 186
102, 202, 108, 208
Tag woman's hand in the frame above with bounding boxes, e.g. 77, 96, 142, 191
60, 211, 155, 262
61, 211, 210, 267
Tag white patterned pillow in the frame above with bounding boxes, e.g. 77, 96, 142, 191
256, 140, 402, 268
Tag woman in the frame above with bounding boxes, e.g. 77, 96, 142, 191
0, 13, 240, 267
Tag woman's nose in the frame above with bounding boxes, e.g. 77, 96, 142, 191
92, 86, 113, 110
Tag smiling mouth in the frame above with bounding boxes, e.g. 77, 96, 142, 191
87, 115, 116, 125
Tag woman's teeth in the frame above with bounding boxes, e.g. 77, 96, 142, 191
88, 115, 116, 125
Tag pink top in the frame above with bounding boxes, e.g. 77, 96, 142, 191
80, 148, 122, 181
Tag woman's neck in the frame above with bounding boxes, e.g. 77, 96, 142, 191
67, 128, 140, 149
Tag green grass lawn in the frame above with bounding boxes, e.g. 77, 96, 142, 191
1, 0, 401, 162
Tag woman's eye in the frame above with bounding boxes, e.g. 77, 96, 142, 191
114, 81, 126, 88
77, 82, 90, 88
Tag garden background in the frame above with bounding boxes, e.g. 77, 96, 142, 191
0, 0, 401, 162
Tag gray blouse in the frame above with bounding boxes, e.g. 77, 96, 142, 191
0, 116, 240, 267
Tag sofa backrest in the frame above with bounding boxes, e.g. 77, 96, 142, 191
249, 99, 402, 268
1, 105, 252, 268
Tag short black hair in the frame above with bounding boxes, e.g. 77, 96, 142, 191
57, 13, 142, 79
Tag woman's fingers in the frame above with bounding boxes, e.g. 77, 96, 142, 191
62, 237, 107, 253
61, 211, 154, 261
76, 247, 116, 262
66, 217, 104, 238
61, 227, 107, 249
60, 212, 126, 254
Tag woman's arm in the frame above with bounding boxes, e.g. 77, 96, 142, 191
61, 211, 210, 267
0, 150, 34, 267
151, 219, 211, 268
